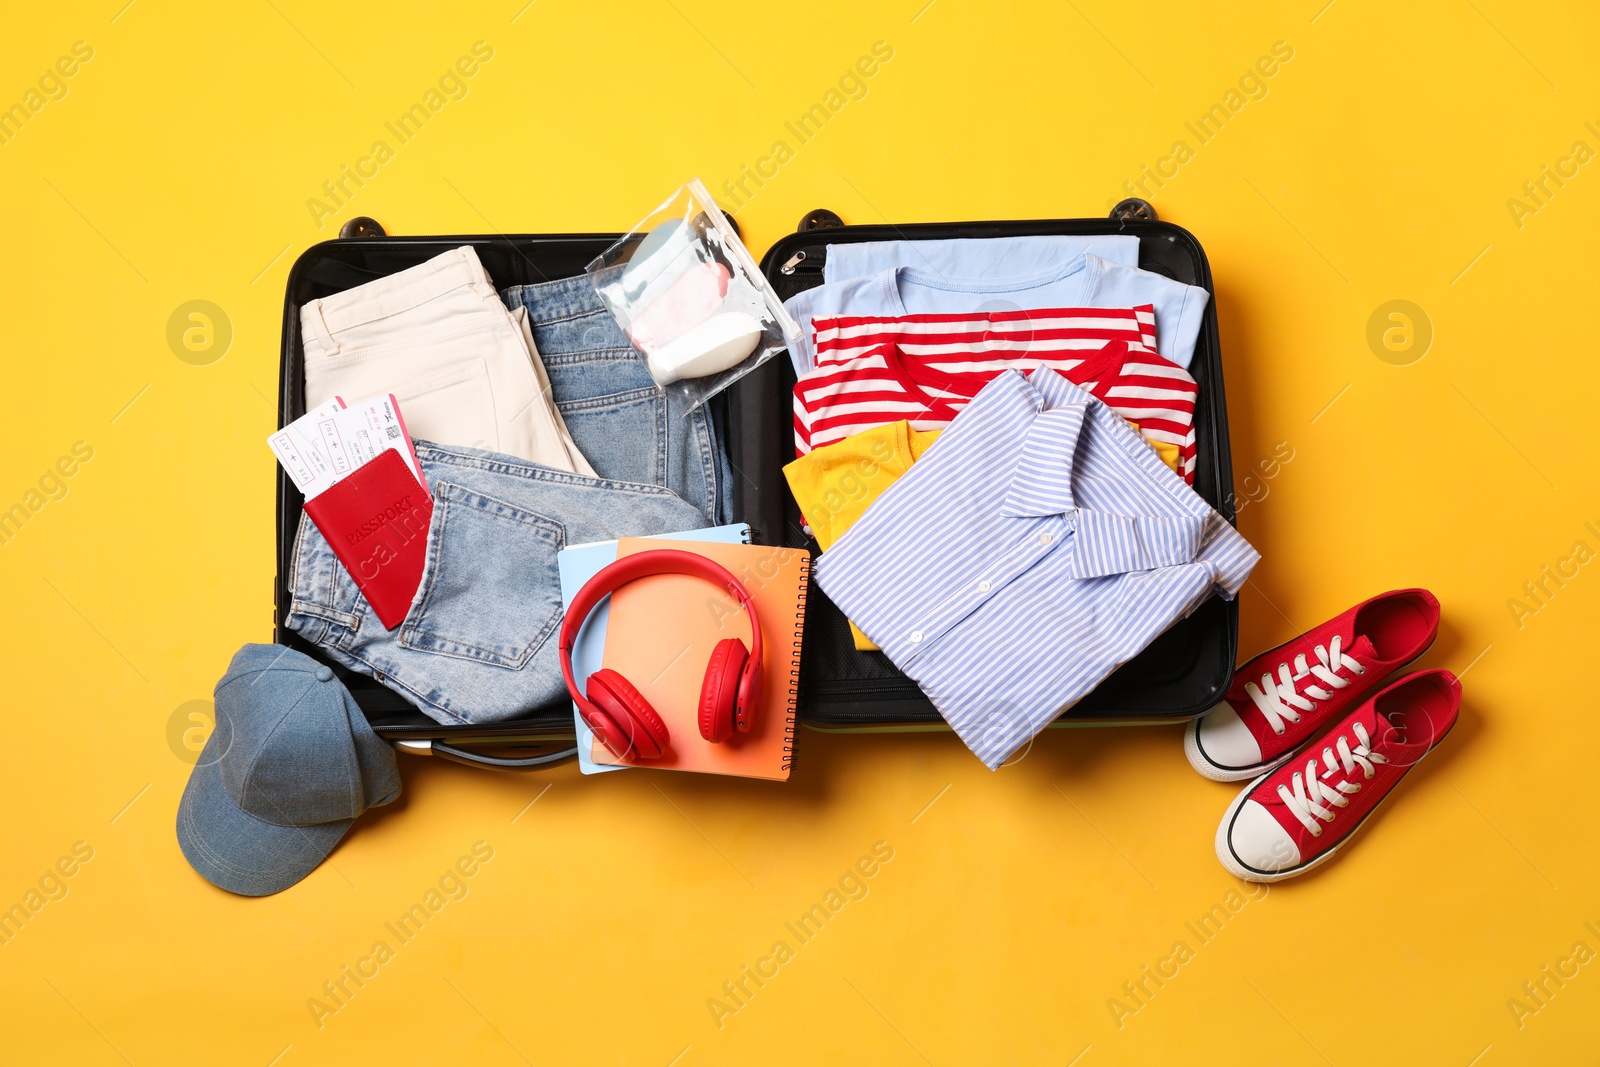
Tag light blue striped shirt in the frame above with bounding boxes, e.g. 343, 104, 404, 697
813, 368, 1259, 768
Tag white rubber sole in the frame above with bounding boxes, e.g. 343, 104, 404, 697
1213, 740, 1445, 883
1183, 716, 1298, 783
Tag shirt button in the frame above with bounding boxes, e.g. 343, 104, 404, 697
909, 630, 924, 643
1037, 532, 1053, 546
977, 581, 991, 593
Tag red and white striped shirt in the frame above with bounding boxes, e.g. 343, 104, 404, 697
793, 339, 1200, 482
811, 304, 1158, 368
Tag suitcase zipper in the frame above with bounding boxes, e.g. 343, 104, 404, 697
780, 250, 823, 275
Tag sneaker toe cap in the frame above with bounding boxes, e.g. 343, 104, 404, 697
1196, 703, 1264, 770
1228, 799, 1302, 873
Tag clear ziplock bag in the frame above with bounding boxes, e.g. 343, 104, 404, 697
586, 178, 801, 411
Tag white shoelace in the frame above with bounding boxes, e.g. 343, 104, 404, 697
1243, 635, 1366, 735
1276, 722, 1390, 836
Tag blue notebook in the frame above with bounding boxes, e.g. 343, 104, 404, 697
556, 524, 751, 774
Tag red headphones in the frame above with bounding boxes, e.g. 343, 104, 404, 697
558, 549, 764, 761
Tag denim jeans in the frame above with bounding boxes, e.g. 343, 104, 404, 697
286, 441, 710, 725
501, 274, 734, 525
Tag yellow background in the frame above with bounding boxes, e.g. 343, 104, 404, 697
1, 0, 1594, 1062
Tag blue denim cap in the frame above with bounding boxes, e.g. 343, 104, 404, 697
177, 643, 401, 896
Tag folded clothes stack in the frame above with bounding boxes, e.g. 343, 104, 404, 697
784, 235, 1258, 766
789, 242, 1206, 483
283, 246, 741, 728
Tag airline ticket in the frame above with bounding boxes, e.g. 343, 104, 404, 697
267, 393, 425, 500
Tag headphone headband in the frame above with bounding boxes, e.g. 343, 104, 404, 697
559, 548, 765, 728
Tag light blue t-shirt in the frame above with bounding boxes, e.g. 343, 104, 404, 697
823, 235, 1141, 285
786, 253, 1210, 374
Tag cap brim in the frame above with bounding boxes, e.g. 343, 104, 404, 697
176, 753, 352, 897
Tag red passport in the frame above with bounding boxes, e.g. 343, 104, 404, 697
301, 448, 432, 629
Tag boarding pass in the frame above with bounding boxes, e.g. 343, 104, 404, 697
267, 393, 425, 500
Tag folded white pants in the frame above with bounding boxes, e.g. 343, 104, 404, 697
299, 245, 593, 474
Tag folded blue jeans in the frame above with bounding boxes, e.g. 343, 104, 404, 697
501, 273, 734, 526
286, 441, 710, 725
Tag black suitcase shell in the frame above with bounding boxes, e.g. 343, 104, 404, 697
733, 214, 1240, 728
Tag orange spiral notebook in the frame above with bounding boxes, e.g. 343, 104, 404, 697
592, 538, 810, 780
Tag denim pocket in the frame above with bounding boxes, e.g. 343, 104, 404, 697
398, 482, 565, 669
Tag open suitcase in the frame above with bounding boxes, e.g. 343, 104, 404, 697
274, 201, 1239, 769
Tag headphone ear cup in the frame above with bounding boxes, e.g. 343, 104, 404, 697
734, 648, 761, 734
579, 705, 633, 762
586, 669, 670, 759
698, 639, 747, 743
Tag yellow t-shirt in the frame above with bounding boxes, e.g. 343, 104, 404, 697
1128, 423, 1183, 475
783, 421, 940, 650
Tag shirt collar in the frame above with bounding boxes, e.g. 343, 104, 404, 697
999, 405, 1085, 518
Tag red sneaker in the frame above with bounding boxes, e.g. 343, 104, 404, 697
1184, 588, 1439, 781
1215, 669, 1460, 881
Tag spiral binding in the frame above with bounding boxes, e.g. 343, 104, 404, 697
779, 554, 810, 772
